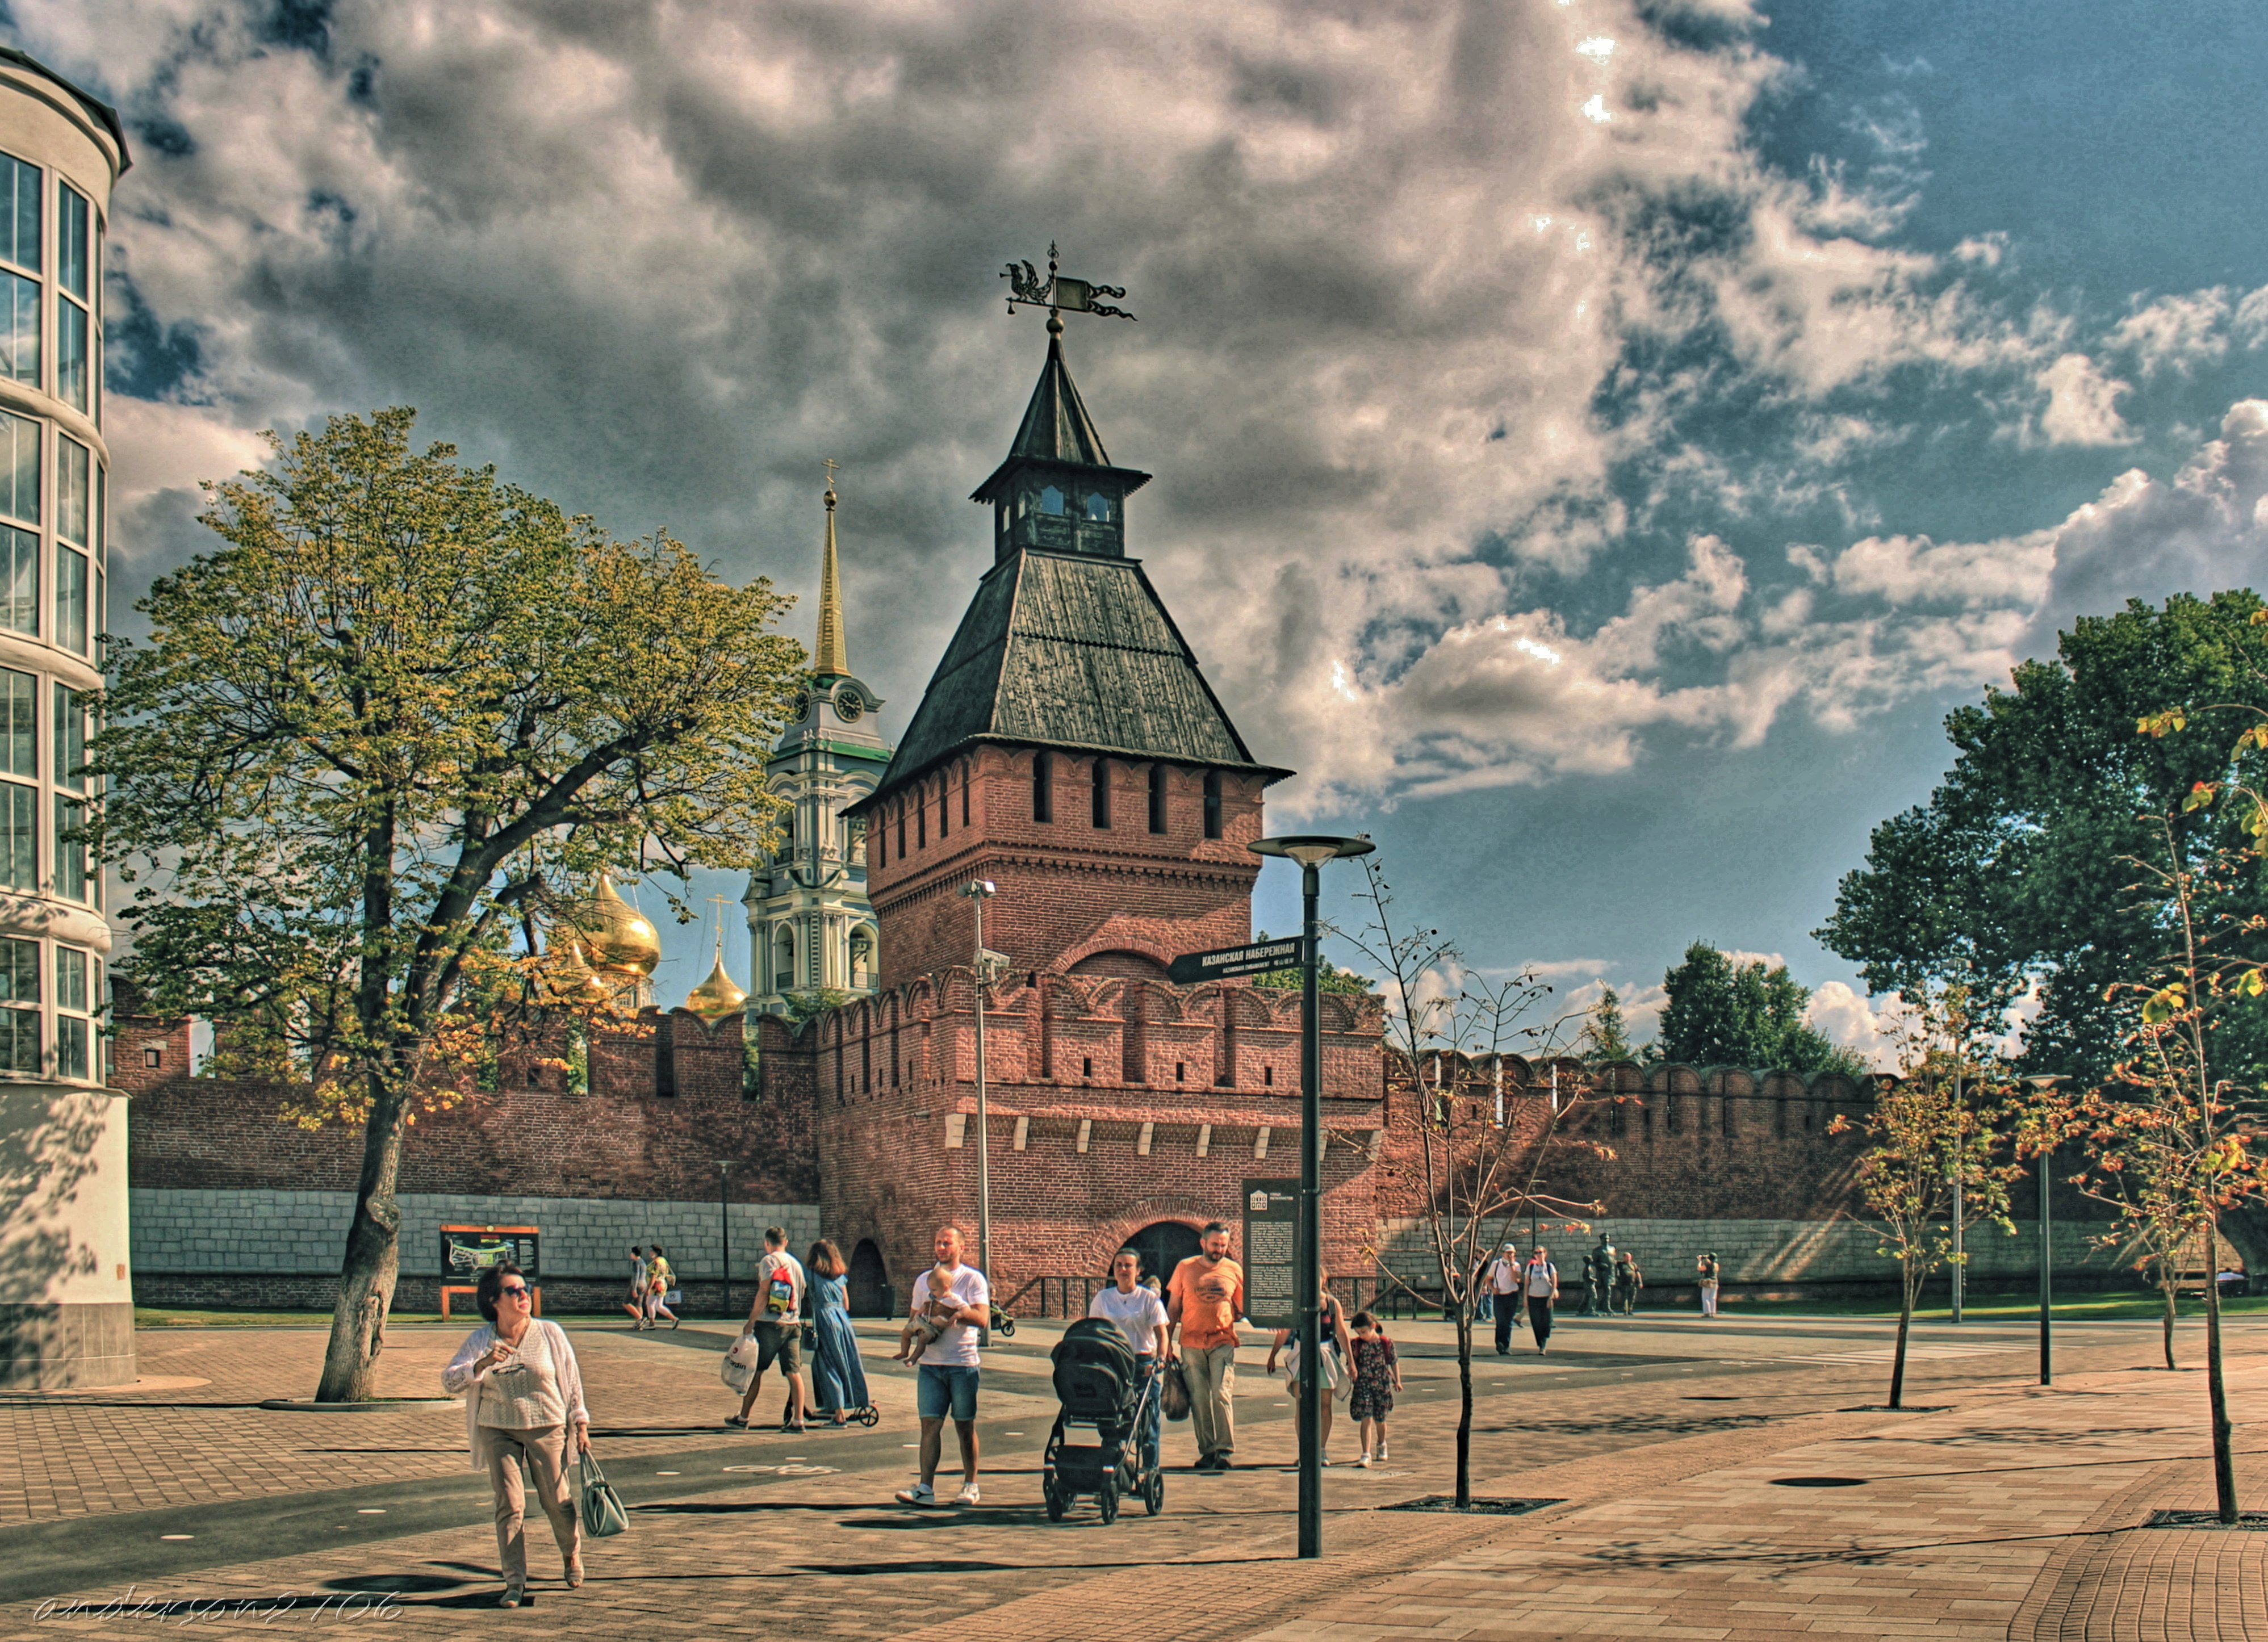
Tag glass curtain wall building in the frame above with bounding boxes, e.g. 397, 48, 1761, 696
0, 48, 128, 1389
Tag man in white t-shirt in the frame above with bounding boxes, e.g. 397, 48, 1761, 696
1090, 1248, 1170, 1475
896, 1225, 990, 1509
730, 1226, 809, 1432
1524, 1246, 1560, 1355
1483, 1243, 1522, 1356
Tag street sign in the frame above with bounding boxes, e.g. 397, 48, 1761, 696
1168, 937, 1307, 986
1242, 1179, 1300, 1331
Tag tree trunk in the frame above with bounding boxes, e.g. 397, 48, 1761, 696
1454, 1309, 1474, 1510
1887, 1263, 1915, 1410
2161, 1277, 2178, 1372
2204, 1230, 2237, 1523
315, 1078, 409, 1402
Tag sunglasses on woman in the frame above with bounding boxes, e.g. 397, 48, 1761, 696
499, 1284, 532, 1299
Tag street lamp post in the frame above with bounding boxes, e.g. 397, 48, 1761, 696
718, 1161, 735, 1318
1950, 1072, 1964, 1326
2024, 1075, 2065, 1387
1250, 833, 1374, 1563
962, 881, 1006, 1328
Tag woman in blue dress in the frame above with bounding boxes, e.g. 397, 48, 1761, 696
805, 1239, 869, 1424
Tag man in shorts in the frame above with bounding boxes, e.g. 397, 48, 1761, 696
896, 1225, 990, 1508
728, 1226, 809, 1431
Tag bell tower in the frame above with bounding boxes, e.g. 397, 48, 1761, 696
743, 467, 890, 1012
850, 300, 1291, 991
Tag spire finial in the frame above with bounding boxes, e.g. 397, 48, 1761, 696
1002, 241, 1136, 323
814, 460, 848, 678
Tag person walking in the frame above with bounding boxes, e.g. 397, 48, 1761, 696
1614, 1249, 1644, 1316
645, 1244, 679, 1329
896, 1225, 990, 1508
1265, 1268, 1353, 1464
441, 1263, 588, 1609
1168, 1221, 1247, 1473
1696, 1251, 1722, 1318
622, 1245, 650, 1329
1482, 1242, 1522, 1355
807, 1239, 869, 1425
1346, 1311, 1402, 1467
1523, 1245, 1559, 1355
729, 1226, 809, 1431
1584, 1235, 1617, 1318
1090, 1248, 1171, 1477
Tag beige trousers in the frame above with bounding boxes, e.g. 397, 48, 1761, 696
483, 1424, 580, 1589
1182, 1343, 1237, 1458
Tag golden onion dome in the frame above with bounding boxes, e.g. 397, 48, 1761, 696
543, 938, 612, 1006
580, 876, 662, 978
684, 951, 748, 1023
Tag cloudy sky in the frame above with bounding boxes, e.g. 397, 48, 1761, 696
25, 0, 2268, 1055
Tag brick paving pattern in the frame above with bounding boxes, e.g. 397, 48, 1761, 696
4, 1313, 2262, 1639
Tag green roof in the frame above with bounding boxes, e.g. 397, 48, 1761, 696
857, 549, 1288, 805
971, 332, 1150, 505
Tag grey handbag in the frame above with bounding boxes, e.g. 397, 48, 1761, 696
577, 1447, 630, 1538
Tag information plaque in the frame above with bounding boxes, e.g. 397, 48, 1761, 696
1242, 1179, 1300, 1331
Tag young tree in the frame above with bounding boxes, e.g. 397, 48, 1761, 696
1831, 987, 2027, 1409
94, 410, 803, 1401
1340, 857, 1601, 1508
2044, 802, 2268, 1518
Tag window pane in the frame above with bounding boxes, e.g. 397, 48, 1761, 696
58, 437, 87, 546
0, 411, 37, 525
57, 547, 86, 654
2, 526, 34, 636
57, 297, 85, 413
53, 683, 79, 789
0, 936, 36, 1002
1, 669, 32, 778
55, 944, 85, 1012
0, 782, 34, 890
93, 462, 103, 566
0, 154, 36, 274
0, 1006, 35, 1073
0, 271, 34, 387
57, 185, 86, 301
56, 1013, 85, 1080
93, 568, 102, 664
53, 795, 82, 901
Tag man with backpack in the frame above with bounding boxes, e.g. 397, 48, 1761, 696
1482, 1242, 1523, 1355
1524, 1245, 1560, 1355
728, 1226, 809, 1432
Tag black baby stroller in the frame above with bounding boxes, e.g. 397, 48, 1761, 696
1041, 1318, 1165, 1522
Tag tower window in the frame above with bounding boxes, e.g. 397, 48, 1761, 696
1091, 757, 1110, 828
939, 774, 949, 839
1084, 492, 1110, 522
873, 815, 885, 869
896, 801, 906, 859
962, 766, 971, 826
917, 791, 926, 849
1148, 765, 1168, 833
1033, 751, 1053, 822
1203, 772, 1223, 840
1038, 485, 1065, 516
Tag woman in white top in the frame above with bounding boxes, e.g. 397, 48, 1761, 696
1089, 1249, 1171, 1473
442, 1263, 591, 1607
1265, 1268, 1355, 1464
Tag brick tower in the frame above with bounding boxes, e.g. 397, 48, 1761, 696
850, 325, 1290, 985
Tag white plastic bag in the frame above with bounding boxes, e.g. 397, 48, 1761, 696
719, 1351, 755, 1394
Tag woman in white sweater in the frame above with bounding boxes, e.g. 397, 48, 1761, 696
442, 1263, 591, 1607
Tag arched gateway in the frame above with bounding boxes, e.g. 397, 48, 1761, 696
1124, 1221, 1202, 1289
847, 1238, 892, 1317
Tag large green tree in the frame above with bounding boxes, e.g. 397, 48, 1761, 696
1817, 592, 2268, 1088
1651, 943, 1865, 1073
95, 409, 802, 1401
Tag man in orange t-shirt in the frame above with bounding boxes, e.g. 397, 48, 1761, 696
1168, 1222, 1247, 1472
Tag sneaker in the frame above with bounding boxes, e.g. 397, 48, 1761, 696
723, 1415, 748, 1429
952, 1484, 981, 1506
497, 1589, 524, 1609
895, 1482, 935, 1507
1378, 1440, 1389, 1459
1355, 1454, 1372, 1468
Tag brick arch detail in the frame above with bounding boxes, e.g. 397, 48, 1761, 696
1090, 1200, 1217, 1272
1054, 930, 1179, 974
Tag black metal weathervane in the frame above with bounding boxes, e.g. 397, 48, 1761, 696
1002, 241, 1136, 325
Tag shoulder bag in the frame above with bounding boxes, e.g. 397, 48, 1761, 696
577, 1447, 630, 1538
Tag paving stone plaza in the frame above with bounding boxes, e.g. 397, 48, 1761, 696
2, 1307, 2261, 1639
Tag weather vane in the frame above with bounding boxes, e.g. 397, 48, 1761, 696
1003, 241, 1135, 325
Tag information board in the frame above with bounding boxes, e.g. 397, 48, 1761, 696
440, 1224, 541, 1280
1241, 1179, 1300, 1331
